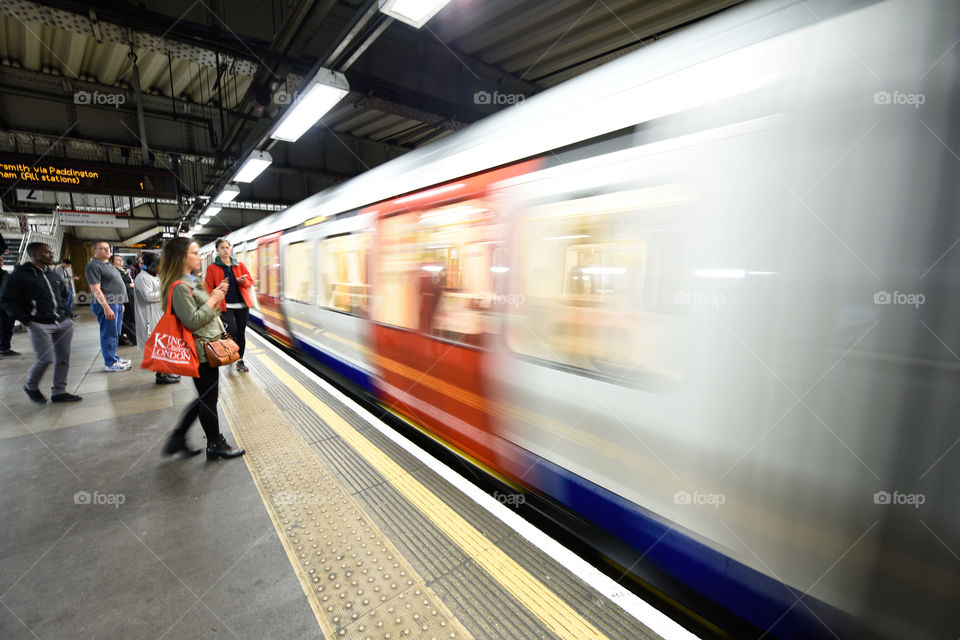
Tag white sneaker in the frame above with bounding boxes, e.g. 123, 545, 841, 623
104, 362, 129, 372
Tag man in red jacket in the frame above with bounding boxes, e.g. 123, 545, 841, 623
204, 238, 255, 372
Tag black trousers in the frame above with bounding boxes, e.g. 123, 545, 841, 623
121, 299, 136, 344
173, 362, 220, 440
0, 308, 14, 351
222, 307, 249, 358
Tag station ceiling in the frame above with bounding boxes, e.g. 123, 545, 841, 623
0, 0, 743, 244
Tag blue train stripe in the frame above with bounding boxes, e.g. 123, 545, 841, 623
520, 450, 854, 639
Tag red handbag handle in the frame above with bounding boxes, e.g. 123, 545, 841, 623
165, 279, 192, 315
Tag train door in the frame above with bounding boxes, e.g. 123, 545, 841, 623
368, 162, 538, 468
254, 231, 294, 346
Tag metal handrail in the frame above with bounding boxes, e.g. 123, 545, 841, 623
17, 210, 63, 264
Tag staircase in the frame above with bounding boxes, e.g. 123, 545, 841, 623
14, 210, 63, 264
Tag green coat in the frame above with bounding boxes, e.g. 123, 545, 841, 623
164, 276, 222, 364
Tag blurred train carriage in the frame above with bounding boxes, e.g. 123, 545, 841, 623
200, 1, 960, 638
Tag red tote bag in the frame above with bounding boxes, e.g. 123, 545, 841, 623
141, 280, 200, 378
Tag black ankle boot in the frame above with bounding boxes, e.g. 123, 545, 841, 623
206, 434, 245, 460
162, 432, 202, 457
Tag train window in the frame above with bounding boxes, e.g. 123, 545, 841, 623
258, 244, 268, 293
267, 243, 280, 297
283, 241, 314, 304
373, 199, 500, 343
506, 186, 690, 381
245, 247, 258, 293
258, 242, 280, 297
319, 232, 371, 316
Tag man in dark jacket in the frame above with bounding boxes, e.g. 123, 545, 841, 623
0, 255, 21, 356
0, 242, 81, 403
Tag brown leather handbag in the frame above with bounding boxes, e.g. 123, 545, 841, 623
201, 318, 241, 367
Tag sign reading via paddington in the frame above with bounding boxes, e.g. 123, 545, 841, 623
0, 154, 177, 197
59, 210, 130, 228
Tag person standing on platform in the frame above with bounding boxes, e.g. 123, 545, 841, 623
159, 237, 244, 460
85, 241, 131, 372
135, 253, 179, 385
204, 238, 254, 373
0, 256, 21, 357
111, 254, 136, 346
0, 242, 81, 403
54, 258, 78, 318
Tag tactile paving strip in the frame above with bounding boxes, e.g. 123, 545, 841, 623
219, 374, 475, 640
255, 355, 613, 640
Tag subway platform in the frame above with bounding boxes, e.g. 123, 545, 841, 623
0, 309, 695, 640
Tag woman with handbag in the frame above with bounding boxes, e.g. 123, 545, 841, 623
158, 237, 245, 460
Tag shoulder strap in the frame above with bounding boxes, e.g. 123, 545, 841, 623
166, 279, 194, 314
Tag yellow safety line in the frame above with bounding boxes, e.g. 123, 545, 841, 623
258, 355, 612, 640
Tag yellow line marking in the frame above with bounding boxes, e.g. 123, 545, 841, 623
258, 355, 611, 640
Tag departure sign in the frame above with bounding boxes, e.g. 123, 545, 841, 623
0, 154, 177, 198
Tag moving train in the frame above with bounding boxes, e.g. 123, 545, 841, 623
203, 1, 960, 637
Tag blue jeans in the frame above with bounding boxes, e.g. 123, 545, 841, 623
65, 289, 74, 315
92, 303, 124, 366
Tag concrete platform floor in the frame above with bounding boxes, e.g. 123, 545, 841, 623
0, 309, 320, 639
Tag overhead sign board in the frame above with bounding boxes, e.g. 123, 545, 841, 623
16, 189, 56, 204
0, 155, 177, 198
59, 210, 130, 228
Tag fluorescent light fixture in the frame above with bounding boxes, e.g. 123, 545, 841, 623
198, 216, 211, 225
214, 184, 240, 204
204, 205, 222, 217
379, 0, 451, 28
270, 68, 349, 142
234, 150, 273, 183
162, 232, 173, 238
